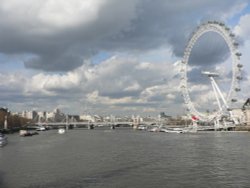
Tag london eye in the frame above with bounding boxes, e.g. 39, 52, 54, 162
180, 21, 243, 123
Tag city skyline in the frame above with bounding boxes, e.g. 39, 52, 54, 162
1, 1, 250, 116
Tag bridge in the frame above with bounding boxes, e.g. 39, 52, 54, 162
31, 121, 225, 131
29, 115, 236, 131
31, 121, 157, 130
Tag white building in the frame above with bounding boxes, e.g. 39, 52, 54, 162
79, 114, 95, 122
46, 108, 65, 122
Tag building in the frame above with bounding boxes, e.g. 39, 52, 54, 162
231, 108, 244, 124
46, 108, 65, 122
79, 114, 95, 122
21, 110, 37, 120
242, 98, 250, 125
67, 115, 80, 122
0, 107, 8, 113
37, 111, 46, 121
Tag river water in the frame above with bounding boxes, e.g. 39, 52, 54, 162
0, 128, 249, 188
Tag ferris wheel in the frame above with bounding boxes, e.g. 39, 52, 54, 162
180, 21, 243, 122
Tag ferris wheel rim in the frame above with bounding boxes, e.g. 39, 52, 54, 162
180, 21, 242, 122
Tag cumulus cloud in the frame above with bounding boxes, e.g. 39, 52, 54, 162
0, 56, 183, 114
234, 14, 250, 40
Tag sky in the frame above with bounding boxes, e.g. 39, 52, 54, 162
0, 0, 250, 116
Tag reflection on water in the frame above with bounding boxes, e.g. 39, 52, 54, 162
0, 129, 249, 188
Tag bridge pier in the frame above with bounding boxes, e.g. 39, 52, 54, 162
133, 116, 140, 130
88, 124, 94, 129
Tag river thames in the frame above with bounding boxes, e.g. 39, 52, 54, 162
0, 128, 249, 188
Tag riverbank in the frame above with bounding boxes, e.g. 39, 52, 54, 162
234, 125, 250, 131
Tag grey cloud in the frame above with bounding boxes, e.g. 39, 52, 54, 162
147, 95, 166, 102
0, 0, 246, 71
188, 32, 230, 67
24, 54, 84, 71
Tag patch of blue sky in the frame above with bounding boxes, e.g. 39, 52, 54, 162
91, 47, 178, 65
0, 53, 38, 75
0, 54, 25, 72
0, 61, 25, 73
91, 51, 113, 64
137, 47, 178, 64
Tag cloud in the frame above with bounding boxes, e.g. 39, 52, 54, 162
0, 56, 183, 114
0, 0, 247, 71
0, 0, 105, 32
234, 14, 250, 40
24, 54, 84, 71
0, 73, 26, 101
0, 0, 139, 71
86, 90, 134, 105
38, 0, 103, 28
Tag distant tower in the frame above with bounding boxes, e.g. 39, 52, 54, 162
4, 115, 8, 130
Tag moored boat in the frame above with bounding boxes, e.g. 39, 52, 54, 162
19, 130, 39, 137
160, 128, 184, 133
149, 126, 160, 132
36, 126, 46, 131
138, 124, 147, 130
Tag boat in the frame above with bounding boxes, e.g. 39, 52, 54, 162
36, 126, 46, 131
19, 130, 39, 137
58, 128, 66, 134
160, 128, 184, 133
0, 133, 8, 146
137, 125, 147, 130
149, 127, 160, 132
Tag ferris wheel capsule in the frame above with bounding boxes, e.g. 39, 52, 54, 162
231, 99, 237, 102
236, 76, 243, 80
229, 33, 235, 37
233, 42, 239, 46
237, 64, 243, 68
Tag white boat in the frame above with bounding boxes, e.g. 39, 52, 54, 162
163, 126, 199, 133
36, 126, 46, 131
159, 127, 187, 133
58, 128, 66, 134
149, 127, 160, 132
138, 125, 147, 130
0, 133, 8, 147
160, 128, 184, 133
